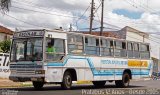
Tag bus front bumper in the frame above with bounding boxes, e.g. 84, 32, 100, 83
9, 75, 45, 82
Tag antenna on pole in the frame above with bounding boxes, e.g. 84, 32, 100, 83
89, 0, 95, 34
100, 0, 104, 36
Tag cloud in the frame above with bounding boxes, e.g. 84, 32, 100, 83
34, 0, 90, 11
0, 1, 74, 30
0, 0, 160, 33
99, 11, 160, 32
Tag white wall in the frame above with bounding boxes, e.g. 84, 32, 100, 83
149, 36, 160, 59
0, 53, 10, 78
126, 31, 160, 60
0, 33, 12, 42
0, 33, 6, 42
126, 31, 149, 43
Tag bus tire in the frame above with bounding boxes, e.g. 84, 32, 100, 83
61, 71, 72, 90
32, 81, 44, 90
92, 81, 106, 87
115, 72, 130, 88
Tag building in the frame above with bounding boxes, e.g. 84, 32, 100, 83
0, 25, 13, 78
119, 26, 149, 43
0, 25, 13, 42
79, 31, 120, 38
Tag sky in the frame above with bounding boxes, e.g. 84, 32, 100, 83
0, 0, 160, 33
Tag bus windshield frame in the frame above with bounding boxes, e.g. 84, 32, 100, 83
10, 37, 44, 62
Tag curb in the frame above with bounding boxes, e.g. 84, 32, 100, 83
131, 78, 151, 81
0, 82, 32, 88
73, 81, 92, 84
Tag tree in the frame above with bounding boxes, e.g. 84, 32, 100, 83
0, 40, 11, 53
0, 0, 11, 13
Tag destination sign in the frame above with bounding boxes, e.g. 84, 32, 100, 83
13, 30, 45, 38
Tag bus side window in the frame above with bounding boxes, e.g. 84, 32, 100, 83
110, 40, 114, 48
121, 42, 127, 57
85, 37, 88, 44
46, 38, 65, 61
114, 40, 122, 57
110, 40, 114, 56
114, 41, 127, 57
133, 43, 140, 58
85, 37, 99, 55
67, 34, 83, 54
140, 44, 150, 59
127, 42, 133, 58
46, 38, 55, 52
101, 39, 113, 56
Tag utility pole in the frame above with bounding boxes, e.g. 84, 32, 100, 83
143, 35, 145, 42
100, 0, 104, 36
69, 24, 72, 32
89, 0, 95, 34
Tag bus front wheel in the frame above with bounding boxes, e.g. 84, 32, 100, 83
61, 71, 72, 90
92, 81, 106, 87
115, 72, 130, 88
32, 81, 44, 90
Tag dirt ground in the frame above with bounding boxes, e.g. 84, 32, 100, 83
0, 78, 26, 88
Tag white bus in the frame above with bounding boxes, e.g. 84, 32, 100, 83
9, 29, 153, 89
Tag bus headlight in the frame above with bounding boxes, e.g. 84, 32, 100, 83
11, 70, 16, 74
35, 70, 45, 74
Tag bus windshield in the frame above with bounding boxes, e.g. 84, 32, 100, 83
10, 38, 43, 62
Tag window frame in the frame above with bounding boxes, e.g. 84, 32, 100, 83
45, 37, 66, 61
100, 38, 114, 57
67, 34, 84, 55
114, 40, 127, 57
84, 35, 100, 56
140, 43, 150, 59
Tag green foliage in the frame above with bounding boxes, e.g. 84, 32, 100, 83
0, 40, 11, 53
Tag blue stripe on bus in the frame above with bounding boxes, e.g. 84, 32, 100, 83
45, 56, 150, 76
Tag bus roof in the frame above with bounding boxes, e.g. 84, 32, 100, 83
13, 29, 150, 45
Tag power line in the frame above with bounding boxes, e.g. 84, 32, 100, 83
75, 5, 90, 30
93, 2, 102, 14
101, 0, 160, 30
11, 3, 120, 31
10, 0, 160, 45
11, 1, 121, 31
11, 0, 160, 27
150, 35, 160, 40
12, 0, 57, 13
11, 5, 79, 19
124, 0, 152, 13
12, 0, 92, 31
124, 0, 160, 15
5, 14, 45, 28
6, 8, 160, 45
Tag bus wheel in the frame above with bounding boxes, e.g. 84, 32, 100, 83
32, 81, 44, 90
92, 81, 106, 87
61, 71, 72, 90
115, 72, 130, 88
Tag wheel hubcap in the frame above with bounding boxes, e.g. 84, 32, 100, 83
124, 76, 129, 86
66, 75, 71, 86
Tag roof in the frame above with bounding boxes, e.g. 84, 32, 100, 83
76, 31, 121, 38
0, 25, 13, 35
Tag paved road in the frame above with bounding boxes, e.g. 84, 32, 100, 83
0, 80, 160, 95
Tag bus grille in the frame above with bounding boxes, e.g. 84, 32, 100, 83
10, 64, 42, 75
